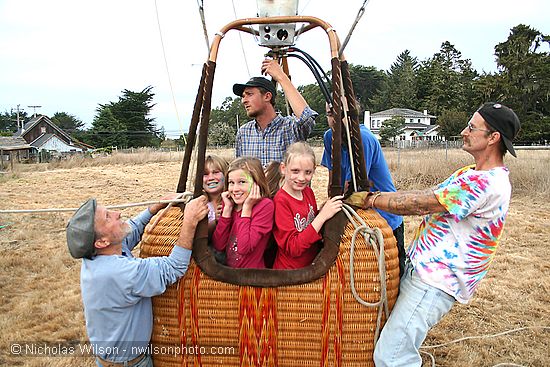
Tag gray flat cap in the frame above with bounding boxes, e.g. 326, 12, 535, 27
66, 198, 97, 259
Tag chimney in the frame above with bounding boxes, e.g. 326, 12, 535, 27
364, 111, 371, 130
424, 109, 428, 115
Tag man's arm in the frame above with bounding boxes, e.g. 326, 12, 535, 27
362, 189, 446, 216
126, 196, 209, 298
262, 59, 308, 118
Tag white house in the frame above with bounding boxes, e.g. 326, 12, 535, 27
31, 133, 82, 153
364, 108, 442, 142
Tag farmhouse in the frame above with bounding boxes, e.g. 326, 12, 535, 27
13, 115, 87, 154
365, 108, 442, 142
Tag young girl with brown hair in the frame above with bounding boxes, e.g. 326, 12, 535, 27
212, 157, 274, 269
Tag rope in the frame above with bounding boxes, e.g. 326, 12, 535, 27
187, 130, 200, 195
299, 0, 314, 14
187, 64, 210, 194
196, 0, 210, 55
293, 0, 313, 43
338, 77, 357, 192
0, 194, 194, 214
341, 61, 368, 191
342, 203, 388, 342
148, 192, 194, 229
231, 0, 251, 77
420, 350, 436, 366
419, 326, 550, 367
154, 0, 185, 142
339, 0, 370, 56
421, 326, 550, 349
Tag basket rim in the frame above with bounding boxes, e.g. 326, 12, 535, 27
190, 209, 348, 287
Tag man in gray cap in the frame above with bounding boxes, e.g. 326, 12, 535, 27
344, 103, 520, 367
67, 194, 208, 367
233, 59, 318, 167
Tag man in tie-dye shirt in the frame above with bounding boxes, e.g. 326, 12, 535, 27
353, 102, 521, 367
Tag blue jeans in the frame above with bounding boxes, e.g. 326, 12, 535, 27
373, 263, 455, 367
96, 354, 152, 367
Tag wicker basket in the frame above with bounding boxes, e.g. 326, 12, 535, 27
140, 205, 399, 366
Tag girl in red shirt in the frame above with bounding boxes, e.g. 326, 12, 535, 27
273, 142, 343, 269
212, 157, 274, 269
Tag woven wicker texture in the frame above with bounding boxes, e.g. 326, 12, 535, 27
140, 206, 399, 366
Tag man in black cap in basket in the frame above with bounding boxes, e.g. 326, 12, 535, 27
233, 59, 318, 167
66, 194, 208, 367
344, 103, 520, 366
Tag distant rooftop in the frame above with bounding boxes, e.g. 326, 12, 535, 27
372, 108, 436, 119
0, 136, 32, 150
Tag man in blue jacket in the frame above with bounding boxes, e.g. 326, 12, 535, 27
321, 103, 405, 276
66, 194, 208, 367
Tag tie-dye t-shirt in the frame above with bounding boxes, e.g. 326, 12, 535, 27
408, 164, 511, 304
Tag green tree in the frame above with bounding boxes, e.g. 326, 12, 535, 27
210, 121, 236, 147
174, 134, 187, 148
208, 97, 244, 146
298, 83, 327, 138
157, 126, 166, 142
0, 109, 28, 132
417, 41, 478, 115
372, 50, 419, 111
437, 109, 469, 140
473, 73, 506, 104
91, 86, 160, 148
51, 112, 85, 132
51, 112, 86, 141
493, 24, 550, 142
89, 107, 128, 148
379, 117, 405, 142
347, 64, 387, 113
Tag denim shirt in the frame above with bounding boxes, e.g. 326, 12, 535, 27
80, 210, 191, 362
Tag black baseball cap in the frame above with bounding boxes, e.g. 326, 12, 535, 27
477, 102, 521, 157
233, 77, 277, 97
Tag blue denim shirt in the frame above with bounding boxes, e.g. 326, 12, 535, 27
80, 209, 191, 362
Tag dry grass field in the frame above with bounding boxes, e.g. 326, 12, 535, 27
0, 147, 549, 366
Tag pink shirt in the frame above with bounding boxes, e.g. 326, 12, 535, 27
212, 198, 274, 269
273, 187, 322, 269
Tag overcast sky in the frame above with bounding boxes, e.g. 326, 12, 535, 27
1, 0, 548, 138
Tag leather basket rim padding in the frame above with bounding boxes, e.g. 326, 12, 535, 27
191, 210, 349, 287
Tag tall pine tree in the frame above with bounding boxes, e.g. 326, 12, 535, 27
493, 24, 550, 142
417, 42, 478, 116
90, 86, 160, 148
371, 50, 419, 111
